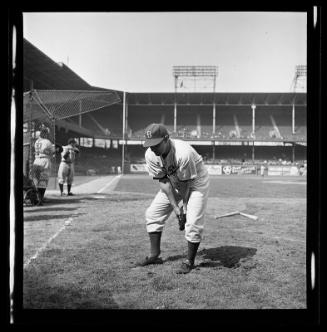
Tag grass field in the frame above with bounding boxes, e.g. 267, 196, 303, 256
23, 174, 307, 311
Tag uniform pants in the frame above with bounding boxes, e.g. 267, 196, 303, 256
145, 186, 209, 243
31, 157, 51, 189
57, 162, 74, 185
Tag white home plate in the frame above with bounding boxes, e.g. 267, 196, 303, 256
92, 195, 107, 199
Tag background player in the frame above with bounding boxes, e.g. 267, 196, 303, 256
57, 138, 79, 196
137, 123, 210, 274
30, 126, 55, 205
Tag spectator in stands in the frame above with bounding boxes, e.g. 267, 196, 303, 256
30, 126, 55, 205
57, 138, 80, 196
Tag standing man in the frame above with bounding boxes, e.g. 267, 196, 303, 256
30, 126, 55, 205
138, 123, 210, 274
57, 138, 79, 196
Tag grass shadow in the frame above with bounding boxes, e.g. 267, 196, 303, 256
45, 194, 148, 204
198, 246, 257, 268
24, 207, 77, 213
163, 254, 185, 263
41, 197, 90, 204
24, 212, 86, 222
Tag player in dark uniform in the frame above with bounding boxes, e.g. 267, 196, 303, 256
57, 138, 79, 196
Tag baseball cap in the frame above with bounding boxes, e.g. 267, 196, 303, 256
68, 138, 77, 145
39, 127, 50, 137
143, 123, 169, 148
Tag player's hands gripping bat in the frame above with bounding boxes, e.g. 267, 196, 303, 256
177, 206, 187, 231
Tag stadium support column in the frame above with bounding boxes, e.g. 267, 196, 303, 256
174, 102, 177, 133
52, 116, 57, 189
79, 100, 82, 127
212, 98, 216, 162
122, 91, 126, 175
212, 103, 216, 135
251, 104, 256, 163
28, 89, 33, 177
174, 73, 177, 133
251, 104, 256, 135
292, 103, 295, 134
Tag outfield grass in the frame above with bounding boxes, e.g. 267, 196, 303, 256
23, 174, 306, 310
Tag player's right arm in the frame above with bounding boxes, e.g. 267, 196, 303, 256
62, 146, 70, 161
158, 177, 180, 216
145, 149, 180, 216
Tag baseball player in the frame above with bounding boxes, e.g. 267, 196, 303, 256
57, 138, 79, 196
30, 126, 55, 205
137, 123, 210, 274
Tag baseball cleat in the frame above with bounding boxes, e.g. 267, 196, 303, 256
135, 256, 163, 267
67, 192, 74, 196
176, 260, 194, 274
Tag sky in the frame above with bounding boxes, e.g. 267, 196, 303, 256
23, 11, 307, 93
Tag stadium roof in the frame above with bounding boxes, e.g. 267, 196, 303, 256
23, 38, 123, 137
23, 38, 306, 109
23, 38, 119, 94
126, 92, 306, 106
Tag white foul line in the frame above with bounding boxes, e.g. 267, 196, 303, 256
23, 217, 73, 269
97, 175, 121, 193
24, 175, 122, 269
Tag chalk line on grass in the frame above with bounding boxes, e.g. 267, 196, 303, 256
108, 190, 154, 197
97, 175, 122, 193
24, 176, 122, 269
23, 217, 74, 269
262, 180, 306, 185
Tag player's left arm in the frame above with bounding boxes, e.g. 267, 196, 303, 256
177, 153, 197, 212
178, 180, 191, 213
158, 177, 180, 216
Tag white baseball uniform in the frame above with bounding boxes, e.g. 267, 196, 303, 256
145, 139, 210, 243
57, 144, 79, 185
31, 137, 55, 188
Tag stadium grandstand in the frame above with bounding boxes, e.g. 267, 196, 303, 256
23, 38, 307, 177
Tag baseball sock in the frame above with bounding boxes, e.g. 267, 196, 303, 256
59, 183, 63, 193
67, 184, 71, 194
36, 188, 43, 204
40, 188, 46, 199
187, 241, 200, 266
148, 231, 161, 258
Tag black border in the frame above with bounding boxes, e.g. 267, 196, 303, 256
5, 6, 322, 328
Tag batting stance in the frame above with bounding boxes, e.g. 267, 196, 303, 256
138, 123, 210, 274
30, 126, 55, 205
57, 138, 79, 196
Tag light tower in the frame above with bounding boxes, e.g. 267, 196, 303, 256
290, 65, 307, 92
172, 65, 218, 93
290, 65, 306, 161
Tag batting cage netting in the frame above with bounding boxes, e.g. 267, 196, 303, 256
23, 89, 121, 188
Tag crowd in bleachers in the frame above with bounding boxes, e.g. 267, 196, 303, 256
65, 141, 307, 175
71, 146, 122, 175
61, 105, 306, 175
77, 105, 306, 142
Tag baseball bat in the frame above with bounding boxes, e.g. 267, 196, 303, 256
215, 211, 240, 219
239, 212, 258, 221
